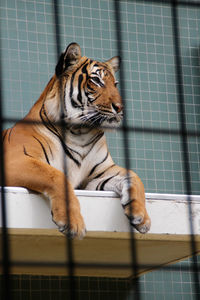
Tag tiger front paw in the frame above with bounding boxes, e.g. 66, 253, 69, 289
52, 211, 86, 239
123, 201, 151, 234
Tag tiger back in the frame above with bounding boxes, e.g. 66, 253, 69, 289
3, 43, 151, 238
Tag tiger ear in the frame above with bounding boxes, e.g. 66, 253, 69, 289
106, 56, 121, 72
55, 43, 81, 76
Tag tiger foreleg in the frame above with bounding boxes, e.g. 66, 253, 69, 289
120, 170, 151, 234
5, 157, 86, 238
50, 179, 86, 239
86, 166, 151, 234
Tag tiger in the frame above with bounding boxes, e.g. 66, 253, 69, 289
3, 42, 151, 238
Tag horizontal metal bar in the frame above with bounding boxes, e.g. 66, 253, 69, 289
0, 260, 199, 272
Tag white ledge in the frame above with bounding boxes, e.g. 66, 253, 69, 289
0, 187, 200, 235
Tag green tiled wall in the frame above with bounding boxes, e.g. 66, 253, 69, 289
0, 256, 200, 300
0, 0, 199, 194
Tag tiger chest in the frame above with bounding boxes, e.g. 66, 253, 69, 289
48, 136, 106, 189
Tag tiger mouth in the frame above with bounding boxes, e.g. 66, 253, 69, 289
107, 116, 122, 123
80, 111, 123, 128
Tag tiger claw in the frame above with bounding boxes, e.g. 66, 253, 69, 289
125, 212, 144, 225
134, 218, 151, 234
124, 210, 151, 234
58, 224, 68, 233
58, 223, 86, 239
56, 219, 86, 239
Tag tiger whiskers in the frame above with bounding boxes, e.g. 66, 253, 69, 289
80, 112, 103, 126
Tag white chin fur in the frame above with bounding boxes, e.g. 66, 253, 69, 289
101, 119, 122, 130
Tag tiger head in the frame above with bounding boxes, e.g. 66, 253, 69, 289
47, 43, 123, 129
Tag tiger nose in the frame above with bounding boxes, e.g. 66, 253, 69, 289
112, 102, 123, 113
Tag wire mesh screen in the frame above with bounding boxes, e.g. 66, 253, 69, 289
0, 0, 200, 299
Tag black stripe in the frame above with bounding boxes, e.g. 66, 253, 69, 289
70, 60, 88, 98
8, 128, 13, 143
98, 176, 114, 191
39, 105, 81, 167
42, 137, 54, 159
82, 63, 89, 80
82, 131, 104, 147
87, 83, 95, 92
70, 76, 74, 99
93, 164, 115, 179
87, 93, 101, 103
60, 141, 81, 166
98, 108, 112, 114
96, 172, 120, 191
67, 144, 82, 158
40, 104, 59, 135
63, 87, 67, 116
89, 152, 109, 177
122, 199, 134, 208
23, 146, 34, 158
94, 94, 100, 101
77, 74, 83, 104
33, 136, 50, 165
2, 130, 8, 143
71, 97, 81, 108
69, 128, 81, 135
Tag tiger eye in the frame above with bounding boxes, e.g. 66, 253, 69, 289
92, 77, 101, 84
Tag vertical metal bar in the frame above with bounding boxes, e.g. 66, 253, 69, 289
114, 0, 141, 298
52, 1, 76, 299
0, 24, 11, 300
171, 0, 200, 296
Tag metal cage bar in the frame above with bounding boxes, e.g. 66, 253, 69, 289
52, 1, 76, 299
171, 0, 200, 294
114, 0, 141, 297
0, 25, 11, 300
